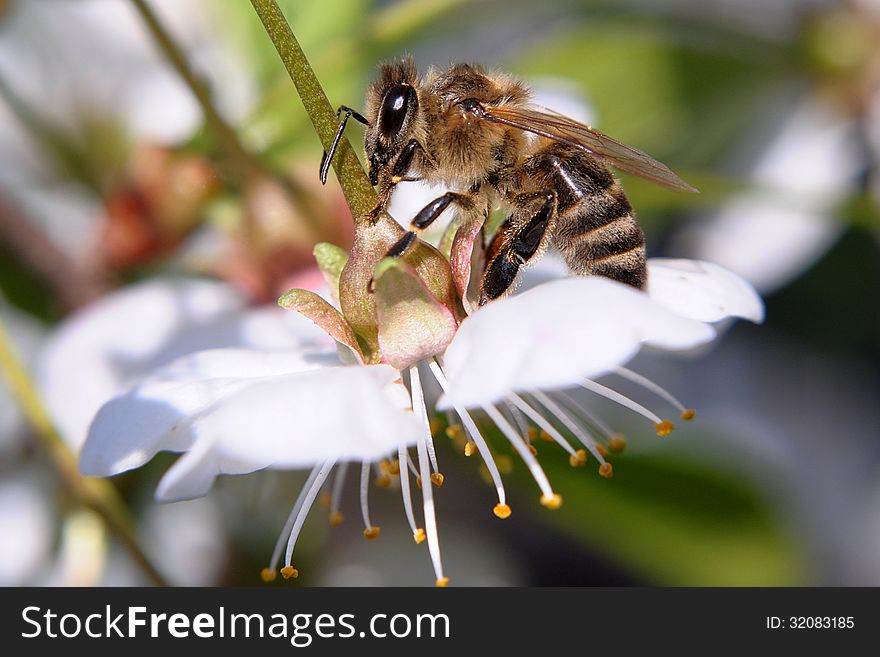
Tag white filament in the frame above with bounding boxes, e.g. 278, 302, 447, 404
410, 366, 445, 584
507, 393, 579, 457
483, 403, 554, 499
284, 458, 336, 567
580, 378, 662, 424
329, 461, 349, 518
269, 464, 322, 571
429, 360, 506, 505
615, 366, 687, 413
359, 460, 373, 530
531, 390, 606, 464
397, 443, 419, 536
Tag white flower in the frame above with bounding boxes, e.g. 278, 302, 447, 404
37, 276, 332, 451
81, 238, 761, 585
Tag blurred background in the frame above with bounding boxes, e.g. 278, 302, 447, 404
1, 0, 879, 586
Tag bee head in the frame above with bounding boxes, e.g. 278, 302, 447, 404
364, 58, 422, 186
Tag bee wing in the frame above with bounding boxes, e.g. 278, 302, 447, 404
481, 105, 698, 193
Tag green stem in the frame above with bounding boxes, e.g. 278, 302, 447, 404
0, 318, 169, 586
249, 0, 378, 223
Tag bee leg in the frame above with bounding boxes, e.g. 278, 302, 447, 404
367, 230, 419, 293
480, 192, 556, 304
319, 105, 369, 184
411, 192, 473, 230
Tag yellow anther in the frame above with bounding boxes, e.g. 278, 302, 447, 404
318, 492, 331, 510
435, 577, 449, 588
609, 434, 627, 453
375, 473, 392, 489
527, 427, 538, 442
363, 526, 381, 540
528, 443, 538, 456
540, 430, 554, 443
329, 511, 344, 527
445, 424, 463, 439
280, 566, 298, 580
598, 463, 613, 479
680, 409, 697, 421
493, 503, 512, 519
540, 493, 563, 510
413, 528, 426, 544
387, 459, 400, 475
595, 443, 608, 458
260, 567, 277, 583
430, 472, 445, 488
429, 418, 442, 436
464, 440, 477, 456
569, 449, 587, 467
378, 459, 391, 474
655, 419, 675, 436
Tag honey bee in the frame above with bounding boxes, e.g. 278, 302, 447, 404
320, 58, 696, 305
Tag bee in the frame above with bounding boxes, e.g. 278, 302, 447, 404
320, 58, 696, 305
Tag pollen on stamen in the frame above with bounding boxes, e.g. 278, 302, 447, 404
598, 463, 614, 479
329, 511, 344, 527
540, 493, 563, 510
595, 443, 608, 458
413, 528, 426, 544
539, 430, 554, 443
435, 577, 449, 588
569, 449, 587, 467
429, 417, 442, 436
528, 444, 538, 456
260, 567, 277, 583
527, 427, 538, 442
363, 526, 381, 540
318, 492, 331, 510
493, 503, 512, 519
609, 434, 627, 453
375, 473, 392, 489
388, 459, 401, 475
655, 420, 675, 436
280, 565, 298, 580
464, 440, 478, 456
680, 409, 697, 421
445, 424, 463, 439
430, 472, 445, 488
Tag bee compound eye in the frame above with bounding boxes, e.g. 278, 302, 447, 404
379, 84, 415, 139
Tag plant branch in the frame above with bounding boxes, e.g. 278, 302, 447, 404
0, 319, 168, 586
249, 0, 378, 223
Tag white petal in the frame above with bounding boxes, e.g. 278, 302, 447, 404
80, 348, 340, 478
0, 476, 53, 585
155, 365, 419, 501
439, 277, 714, 409
37, 277, 331, 451
648, 258, 765, 323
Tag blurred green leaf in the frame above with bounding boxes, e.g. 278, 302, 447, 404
508, 448, 806, 585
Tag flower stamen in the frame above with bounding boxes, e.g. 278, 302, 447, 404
483, 403, 555, 502
284, 457, 336, 571
267, 464, 323, 575
428, 360, 507, 510
329, 461, 348, 526
530, 390, 608, 466
614, 367, 696, 421
360, 461, 380, 539
410, 366, 446, 585
507, 393, 580, 459
397, 443, 425, 544
579, 378, 674, 436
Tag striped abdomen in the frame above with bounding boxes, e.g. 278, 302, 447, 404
541, 147, 647, 289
